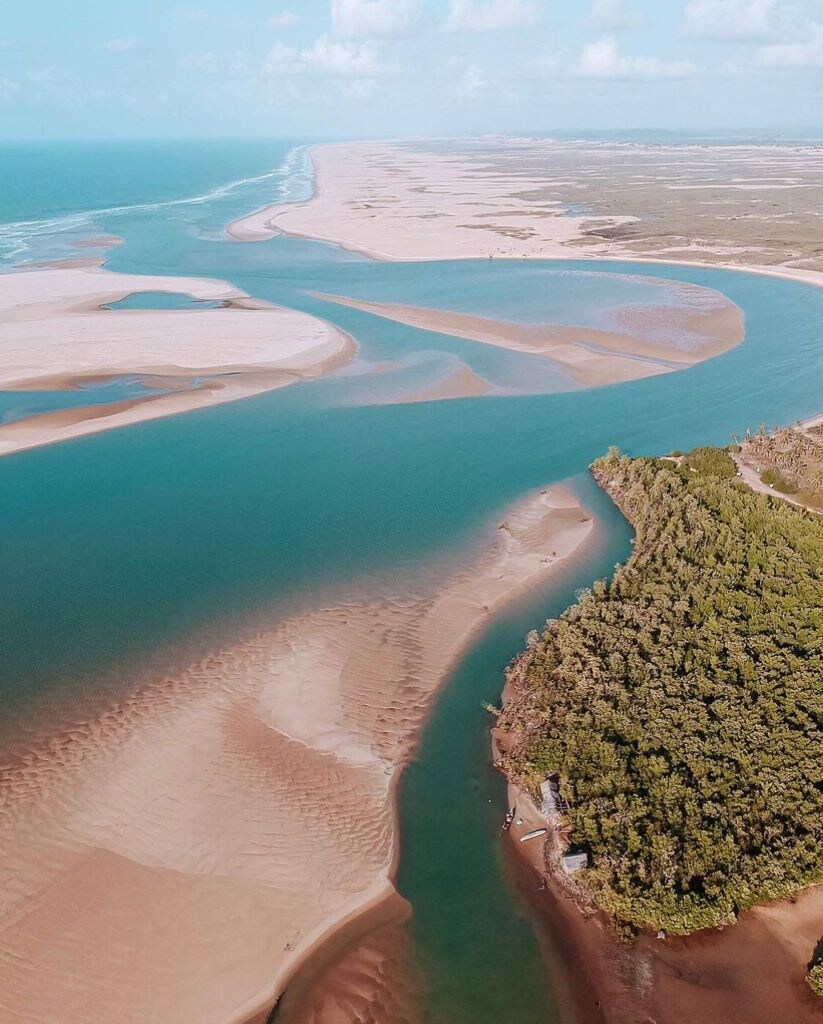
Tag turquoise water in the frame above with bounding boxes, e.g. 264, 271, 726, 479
0, 375, 176, 426
103, 290, 224, 310
2, 141, 823, 1021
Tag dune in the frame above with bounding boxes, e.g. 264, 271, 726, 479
0, 483, 595, 1024
0, 264, 353, 454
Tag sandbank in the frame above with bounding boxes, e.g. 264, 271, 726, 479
227, 142, 635, 260
0, 483, 596, 1024
227, 142, 823, 292
0, 264, 353, 455
313, 287, 743, 390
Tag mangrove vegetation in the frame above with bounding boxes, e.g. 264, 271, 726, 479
499, 446, 823, 934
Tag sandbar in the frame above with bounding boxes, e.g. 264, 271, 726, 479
313, 287, 744, 390
227, 141, 823, 291
0, 483, 595, 1024
0, 264, 353, 455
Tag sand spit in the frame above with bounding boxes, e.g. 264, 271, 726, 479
227, 142, 823, 289
0, 484, 595, 1024
0, 264, 353, 454
313, 290, 744, 389
227, 143, 634, 259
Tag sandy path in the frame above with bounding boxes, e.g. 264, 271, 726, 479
0, 484, 595, 1024
733, 455, 813, 511
0, 264, 353, 454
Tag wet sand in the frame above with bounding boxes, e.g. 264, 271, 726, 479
0, 484, 596, 1024
506, 824, 823, 1024
314, 287, 744, 390
0, 264, 353, 454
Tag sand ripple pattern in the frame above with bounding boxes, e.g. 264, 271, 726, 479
0, 485, 593, 1024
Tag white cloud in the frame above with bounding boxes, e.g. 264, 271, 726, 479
105, 38, 141, 53
181, 52, 218, 73
682, 0, 775, 42
0, 77, 19, 102
332, 0, 422, 38
578, 35, 695, 79
176, 7, 210, 22
265, 36, 380, 77
269, 11, 300, 29
446, 0, 540, 31
591, 0, 641, 30
753, 22, 823, 66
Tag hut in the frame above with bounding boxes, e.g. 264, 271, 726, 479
561, 851, 589, 874
539, 775, 569, 818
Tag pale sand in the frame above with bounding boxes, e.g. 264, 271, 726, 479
313, 289, 744, 389
227, 143, 634, 260
0, 484, 595, 1024
227, 142, 823, 293
0, 264, 353, 454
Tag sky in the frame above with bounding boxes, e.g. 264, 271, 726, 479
1, 0, 823, 138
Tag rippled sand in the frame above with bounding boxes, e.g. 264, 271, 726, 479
314, 284, 743, 391
0, 484, 594, 1023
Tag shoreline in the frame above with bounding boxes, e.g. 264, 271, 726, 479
226, 142, 823, 293
494, 453, 823, 1024
0, 263, 354, 456
501, 763, 823, 1024
233, 483, 599, 1024
0, 483, 598, 1023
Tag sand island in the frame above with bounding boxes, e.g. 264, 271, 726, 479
0, 263, 353, 455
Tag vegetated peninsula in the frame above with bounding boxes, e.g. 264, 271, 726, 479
498, 443, 821, 942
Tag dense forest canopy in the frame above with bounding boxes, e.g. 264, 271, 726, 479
500, 448, 823, 934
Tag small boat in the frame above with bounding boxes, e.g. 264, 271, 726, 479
519, 828, 547, 842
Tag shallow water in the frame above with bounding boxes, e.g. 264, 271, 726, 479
0, 374, 175, 426
102, 290, 224, 310
2, 140, 823, 1022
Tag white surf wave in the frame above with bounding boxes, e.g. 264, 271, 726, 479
0, 144, 315, 263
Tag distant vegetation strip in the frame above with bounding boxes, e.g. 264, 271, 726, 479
739, 422, 823, 510
499, 446, 822, 934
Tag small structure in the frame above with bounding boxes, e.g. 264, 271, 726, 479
561, 851, 589, 874
539, 775, 570, 818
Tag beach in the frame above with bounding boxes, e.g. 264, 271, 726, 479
0, 263, 353, 455
503, 765, 823, 1024
0, 484, 595, 1023
228, 141, 823, 291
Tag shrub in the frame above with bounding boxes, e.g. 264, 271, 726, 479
760, 468, 799, 494
807, 963, 823, 999
681, 446, 737, 478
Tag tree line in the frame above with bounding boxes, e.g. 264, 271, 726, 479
499, 446, 822, 934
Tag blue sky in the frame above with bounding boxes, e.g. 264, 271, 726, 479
1, 0, 822, 138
